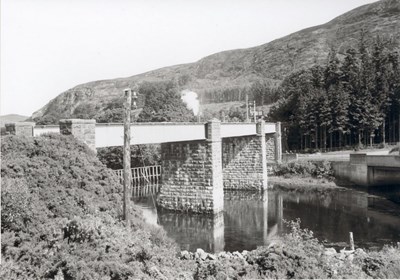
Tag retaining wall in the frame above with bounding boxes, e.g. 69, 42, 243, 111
332, 154, 400, 187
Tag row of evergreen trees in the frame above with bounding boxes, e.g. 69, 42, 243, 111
270, 34, 400, 151
201, 81, 279, 105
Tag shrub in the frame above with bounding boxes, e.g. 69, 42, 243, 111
97, 144, 161, 170
1, 177, 48, 233
1, 134, 194, 279
196, 219, 400, 279
273, 160, 334, 180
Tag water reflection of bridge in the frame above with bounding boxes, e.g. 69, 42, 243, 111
134, 187, 400, 251
158, 210, 225, 252
134, 189, 283, 252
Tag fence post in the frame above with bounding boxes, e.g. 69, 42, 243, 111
349, 232, 355, 250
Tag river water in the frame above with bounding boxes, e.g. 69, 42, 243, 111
132, 186, 400, 253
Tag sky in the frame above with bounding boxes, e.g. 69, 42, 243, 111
1, 0, 378, 116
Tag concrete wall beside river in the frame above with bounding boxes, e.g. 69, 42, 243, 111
332, 154, 400, 187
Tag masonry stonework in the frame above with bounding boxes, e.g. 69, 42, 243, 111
265, 134, 276, 161
222, 121, 267, 190
274, 122, 282, 162
5, 122, 35, 137
157, 119, 224, 214
59, 119, 96, 152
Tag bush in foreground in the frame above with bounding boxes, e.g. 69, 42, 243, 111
194, 219, 400, 279
2, 134, 399, 279
1, 134, 194, 279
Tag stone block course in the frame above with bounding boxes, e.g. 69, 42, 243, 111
222, 131, 267, 190
5, 122, 35, 137
265, 134, 276, 161
158, 121, 224, 214
59, 119, 96, 152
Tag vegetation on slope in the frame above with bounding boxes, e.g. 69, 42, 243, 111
137, 81, 195, 122
0, 134, 194, 279
33, 80, 196, 125
0, 114, 29, 127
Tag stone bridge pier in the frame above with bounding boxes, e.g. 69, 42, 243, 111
158, 120, 270, 214
222, 121, 267, 190
157, 119, 224, 213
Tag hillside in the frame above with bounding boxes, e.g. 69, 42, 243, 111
32, 0, 400, 121
0, 114, 28, 127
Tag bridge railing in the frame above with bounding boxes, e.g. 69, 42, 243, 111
114, 165, 161, 186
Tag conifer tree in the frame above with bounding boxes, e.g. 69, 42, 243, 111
269, 33, 400, 150
341, 48, 360, 146
358, 31, 375, 146
372, 36, 390, 144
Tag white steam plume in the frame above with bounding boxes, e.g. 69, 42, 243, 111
181, 90, 199, 116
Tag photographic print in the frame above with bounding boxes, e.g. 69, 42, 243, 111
1, 0, 400, 279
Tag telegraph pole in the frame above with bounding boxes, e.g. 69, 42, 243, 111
246, 93, 249, 122
123, 88, 132, 227
253, 100, 256, 123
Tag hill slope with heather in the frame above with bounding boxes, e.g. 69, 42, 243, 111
0, 114, 28, 126
32, 0, 400, 121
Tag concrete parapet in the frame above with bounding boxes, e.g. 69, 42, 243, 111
366, 155, 400, 168
5, 122, 35, 137
59, 119, 96, 152
350, 153, 367, 165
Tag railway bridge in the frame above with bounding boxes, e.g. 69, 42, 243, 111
6, 119, 282, 213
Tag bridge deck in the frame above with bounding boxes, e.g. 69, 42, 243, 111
33, 122, 277, 148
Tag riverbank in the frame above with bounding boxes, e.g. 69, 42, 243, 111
268, 175, 341, 191
180, 220, 400, 279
